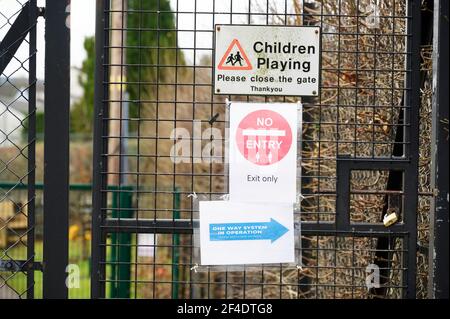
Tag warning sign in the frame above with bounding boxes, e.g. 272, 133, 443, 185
236, 109, 292, 166
229, 102, 300, 203
218, 39, 252, 70
214, 25, 320, 96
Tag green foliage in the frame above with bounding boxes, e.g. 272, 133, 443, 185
69, 1, 182, 134
22, 37, 95, 138
127, 0, 184, 119
70, 36, 95, 136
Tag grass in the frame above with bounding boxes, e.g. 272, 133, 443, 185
1, 239, 91, 299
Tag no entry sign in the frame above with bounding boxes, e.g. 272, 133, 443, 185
199, 201, 295, 265
229, 102, 300, 203
236, 109, 293, 166
214, 25, 320, 96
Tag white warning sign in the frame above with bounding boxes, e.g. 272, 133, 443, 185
214, 25, 320, 96
229, 102, 300, 203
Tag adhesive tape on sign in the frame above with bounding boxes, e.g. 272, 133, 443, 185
236, 109, 292, 166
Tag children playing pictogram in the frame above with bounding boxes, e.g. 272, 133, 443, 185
225, 51, 244, 66
218, 39, 252, 70
225, 53, 235, 65
234, 51, 243, 66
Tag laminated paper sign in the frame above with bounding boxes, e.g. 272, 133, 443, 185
199, 201, 295, 265
229, 102, 300, 203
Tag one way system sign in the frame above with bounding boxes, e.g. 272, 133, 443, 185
199, 201, 295, 265
214, 25, 320, 96
229, 102, 300, 204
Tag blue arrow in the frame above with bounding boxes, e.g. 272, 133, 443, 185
209, 218, 289, 243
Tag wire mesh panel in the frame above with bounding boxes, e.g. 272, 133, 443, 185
0, 0, 38, 299
92, 0, 421, 299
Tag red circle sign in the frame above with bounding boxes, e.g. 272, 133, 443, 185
236, 109, 292, 166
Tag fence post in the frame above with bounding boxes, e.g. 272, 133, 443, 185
42, 0, 70, 299
429, 0, 449, 299
109, 188, 132, 298
26, 0, 37, 300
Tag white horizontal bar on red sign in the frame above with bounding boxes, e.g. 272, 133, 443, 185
242, 129, 286, 137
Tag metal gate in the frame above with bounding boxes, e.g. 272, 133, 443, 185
0, 0, 70, 299
0, 0, 38, 299
91, 0, 424, 299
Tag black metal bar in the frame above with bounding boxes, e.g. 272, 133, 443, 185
26, 0, 37, 300
429, 0, 449, 300
103, 219, 195, 234
42, 0, 70, 299
0, 260, 42, 272
402, 0, 422, 299
303, 222, 408, 233
101, 218, 409, 235
91, 0, 109, 299
0, 2, 31, 74
300, 0, 321, 296
337, 159, 410, 169
373, 108, 404, 298
336, 159, 350, 229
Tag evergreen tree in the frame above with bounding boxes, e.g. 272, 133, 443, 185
127, 0, 184, 120
70, 36, 95, 135
70, 0, 182, 134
